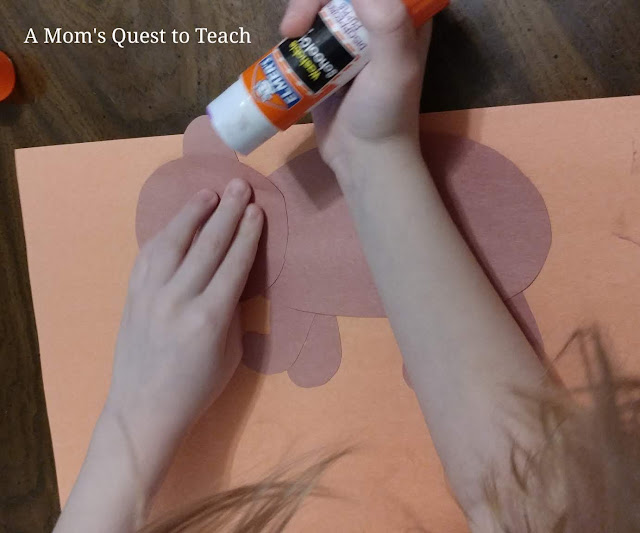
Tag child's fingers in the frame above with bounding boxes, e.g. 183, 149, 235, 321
280, 0, 327, 37
170, 178, 251, 298
136, 190, 219, 288
200, 204, 264, 318
352, 0, 422, 81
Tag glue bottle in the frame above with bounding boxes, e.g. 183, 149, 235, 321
207, 0, 449, 154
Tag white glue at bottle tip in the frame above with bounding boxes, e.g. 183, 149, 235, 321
207, 0, 449, 155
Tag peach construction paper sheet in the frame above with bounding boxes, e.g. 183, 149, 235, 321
16, 95, 640, 531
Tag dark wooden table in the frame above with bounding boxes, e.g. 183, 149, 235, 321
1, 0, 639, 530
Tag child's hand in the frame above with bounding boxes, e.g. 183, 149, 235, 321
281, 0, 432, 177
55, 180, 263, 532
105, 179, 263, 476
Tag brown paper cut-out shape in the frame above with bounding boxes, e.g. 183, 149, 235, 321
421, 133, 552, 356
136, 117, 552, 388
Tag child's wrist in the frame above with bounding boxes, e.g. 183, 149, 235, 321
330, 137, 424, 184
96, 400, 182, 495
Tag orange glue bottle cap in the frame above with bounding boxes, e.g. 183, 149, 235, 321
0, 52, 16, 102
404, 0, 450, 28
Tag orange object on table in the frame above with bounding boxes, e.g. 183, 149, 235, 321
0, 52, 16, 101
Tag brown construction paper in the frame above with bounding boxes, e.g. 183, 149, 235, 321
263, 148, 386, 317
16, 96, 640, 532
136, 154, 288, 299
422, 133, 552, 300
136, 120, 549, 388
242, 304, 315, 375
287, 314, 342, 388
183, 115, 240, 160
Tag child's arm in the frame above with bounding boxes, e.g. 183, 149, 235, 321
336, 144, 547, 527
54, 180, 263, 532
285, 0, 550, 526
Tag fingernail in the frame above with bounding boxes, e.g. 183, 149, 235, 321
195, 190, 218, 208
227, 178, 250, 198
195, 188, 213, 201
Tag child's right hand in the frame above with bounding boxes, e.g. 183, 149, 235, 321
281, 0, 432, 178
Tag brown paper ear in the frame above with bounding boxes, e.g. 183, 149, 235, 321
421, 132, 552, 299
183, 115, 239, 160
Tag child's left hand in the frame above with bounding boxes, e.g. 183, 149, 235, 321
55, 179, 263, 533
105, 178, 263, 482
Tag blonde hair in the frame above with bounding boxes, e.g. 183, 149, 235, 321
139, 450, 347, 533
486, 328, 640, 532
139, 328, 640, 532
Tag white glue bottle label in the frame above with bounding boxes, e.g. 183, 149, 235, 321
207, 0, 448, 154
